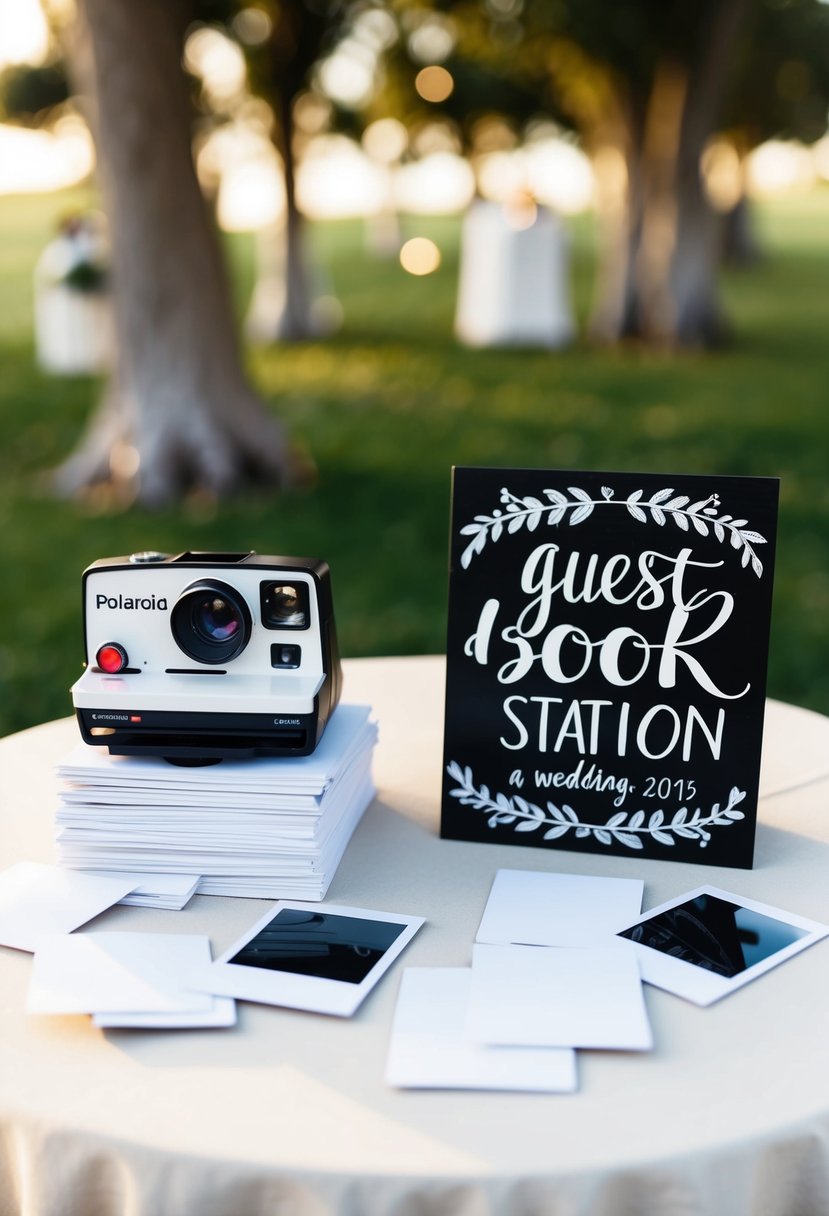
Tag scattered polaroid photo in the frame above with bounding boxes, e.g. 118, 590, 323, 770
93, 996, 237, 1031
386, 967, 578, 1092
467, 943, 652, 1051
476, 869, 644, 948
114, 873, 201, 910
27, 932, 215, 1016
0, 862, 139, 953
616, 885, 829, 1007
189, 901, 425, 1017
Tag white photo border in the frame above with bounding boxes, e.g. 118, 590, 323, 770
616, 884, 829, 1006
191, 901, 425, 1017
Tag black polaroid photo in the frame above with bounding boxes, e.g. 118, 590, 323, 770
617, 885, 828, 1005
228, 907, 407, 985
441, 467, 779, 868
189, 901, 425, 1016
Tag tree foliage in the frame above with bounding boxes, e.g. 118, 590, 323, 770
406, 0, 829, 345
0, 62, 69, 121
723, 0, 829, 149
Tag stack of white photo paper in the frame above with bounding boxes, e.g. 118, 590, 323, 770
54, 704, 377, 901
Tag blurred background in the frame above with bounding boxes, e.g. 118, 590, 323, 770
2, 0, 829, 737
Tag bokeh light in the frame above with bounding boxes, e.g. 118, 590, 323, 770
814, 136, 829, 182
0, 0, 48, 67
476, 140, 594, 215
184, 26, 247, 104
502, 194, 538, 231
0, 117, 94, 193
525, 140, 594, 214
231, 7, 272, 46
217, 155, 284, 232
297, 135, 387, 219
476, 150, 524, 202
702, 139, 743, 212
408, 16, 456, 63
394, 152, 474, 213
293, 91, 333, 137
748, 140, 817, 195
354, 7, 398, 53
415, 65, 454, 103
362, 117, 408, 165
399, 237, 441, 275
316, 38, 379, 109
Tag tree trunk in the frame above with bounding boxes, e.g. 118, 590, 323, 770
55, 0, 302, 507
244, 0, 336, 345
245, 90, 327, 343
588, 105, 647, 342
722, 190, 763, 267
590, 0, 750, 347
635, 60, 729, 346
276, 88, 314, 341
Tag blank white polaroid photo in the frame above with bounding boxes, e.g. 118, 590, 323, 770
386, 967, 578, 1092
476, 869, 644, 947
190, 902, 425, 1017
616, 885, 829, 1006
0, 862, 138, 953
93, 997, 237, 1030
27, 932, 214, 1015
467, 943, 652, 1051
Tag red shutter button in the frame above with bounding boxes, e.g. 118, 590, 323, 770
96, 643, 129, 673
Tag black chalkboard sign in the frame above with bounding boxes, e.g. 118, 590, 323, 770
441, 468, 779, 868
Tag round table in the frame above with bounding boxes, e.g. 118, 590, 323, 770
3, 656, 829, 1216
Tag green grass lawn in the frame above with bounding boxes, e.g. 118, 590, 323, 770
1, 187, 829, 736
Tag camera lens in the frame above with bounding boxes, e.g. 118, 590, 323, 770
194, 596, 240, 643
260, 581, 310, 630
171, 580, 251, 664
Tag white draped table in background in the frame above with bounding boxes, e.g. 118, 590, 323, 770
3, 655, 829, 1216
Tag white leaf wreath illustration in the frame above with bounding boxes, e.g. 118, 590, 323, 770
459, 485, 768, 577
446, 761, 746, 850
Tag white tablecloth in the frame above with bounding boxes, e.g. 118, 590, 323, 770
2, 655, 829, 1216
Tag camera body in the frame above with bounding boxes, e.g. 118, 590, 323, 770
71, 551, 342, 761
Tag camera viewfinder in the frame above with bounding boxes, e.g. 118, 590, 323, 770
260, 581, 309, 630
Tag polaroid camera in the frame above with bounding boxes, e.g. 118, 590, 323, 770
71, 551, 342, 761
